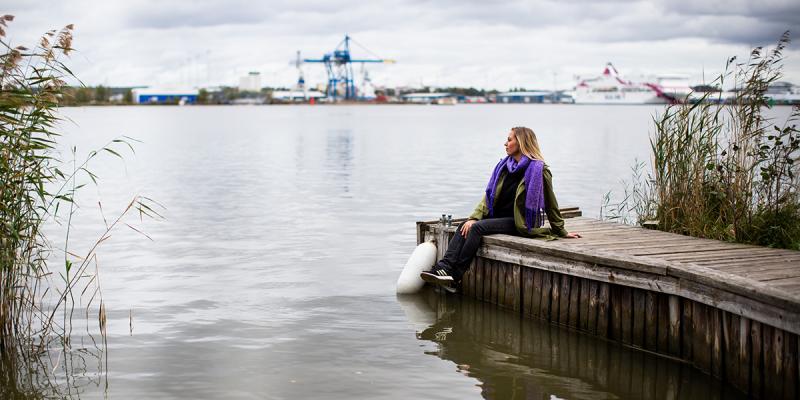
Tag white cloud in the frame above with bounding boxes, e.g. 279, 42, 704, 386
4, 0, 799, 89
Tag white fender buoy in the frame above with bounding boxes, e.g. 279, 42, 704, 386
396, 241, 437, 294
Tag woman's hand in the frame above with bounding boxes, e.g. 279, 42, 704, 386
564, 232, 582, 239
460, 219, 477, 238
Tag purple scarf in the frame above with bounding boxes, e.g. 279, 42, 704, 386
485, 156, 546, 231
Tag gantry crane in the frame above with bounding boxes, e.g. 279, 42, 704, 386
302, 35, 394, 101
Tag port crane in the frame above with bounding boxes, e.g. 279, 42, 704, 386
302, 35, 394, 101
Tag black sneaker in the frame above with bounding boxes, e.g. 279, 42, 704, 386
420, 266, 454, 285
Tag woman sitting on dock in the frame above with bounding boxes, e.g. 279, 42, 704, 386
421, 126, 581, 287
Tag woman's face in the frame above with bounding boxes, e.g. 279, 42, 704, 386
505, 131, 520, 157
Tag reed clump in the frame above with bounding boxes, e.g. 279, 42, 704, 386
604, 32, 800, 250
1, 16, 159, 396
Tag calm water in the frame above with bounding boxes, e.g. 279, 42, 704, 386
23, 104, 780, 399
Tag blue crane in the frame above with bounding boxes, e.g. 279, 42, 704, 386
303, 35, 394, 101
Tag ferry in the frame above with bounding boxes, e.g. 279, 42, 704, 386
572, 63, 670, 105
766, 81, 800, 105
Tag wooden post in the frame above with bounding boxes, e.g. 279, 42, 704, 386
682, 298, 693, 361
559, 273, 572, 326
750, 320, 763, 398
633, 289, 646, 348
596, 282, 610, 338
569, 276, 581, 328
692, 302, 711, 373
541, 270, 553, 321
710, 308, 722, 379
587, 280, 599, 334
621, 287, 633, 345
551, 273, 561, 324
497, 262, 507, 308
530, 269, 543, 319
610, 285, 622, 341
522, 267, 535, 317
645, 292, 658, 351
509, 264, 521, 311
783, 332, 798, 400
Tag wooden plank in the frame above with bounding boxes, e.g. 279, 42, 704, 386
574, 236, 699, 248
572, 232, 651, 242
569, 276, 581, 328
710, 308, 722, 380
632, 289, 646, 348
530, 268, 542, 319
482, 235, 668, 275
597, 282, 610, 337
692, 302, 711, 373
522, 267, 534, 317
723, 312, 740, 389
572, 235, 691, 247
645, 292, 658, 351
748, 268, 800, 282
773, 327, 786, 399
541, 270, 553, 321
631, 244, 752, 256
490, 259, 498, 305
510, 264, 521, 311
704, 257, 800, 270
551, 272, 562, 323
763, 325, 779, 399
668, 295, 681, 356
682, 298, 693, 361
480, 244, 677, 295
656, 294, 669, 353
784, 332, 798, 400
497, 262, 507, 308
750, 320, 763, 399
587, 280, 598, 334
559, 273, 572, 326
574, 234, 704, 245
660, 247, 790, 262
772, 279, 800, 291
611, 284, 622, 341
579, 278, 591, 332
475, 257, 484, 302
482, 258, 492, 303
666, 263, 800, 317
463, 260, 474, 298
621, 287, 633, 345
735, 317, 751, 396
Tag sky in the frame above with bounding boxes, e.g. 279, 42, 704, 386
5, 0, 800, 91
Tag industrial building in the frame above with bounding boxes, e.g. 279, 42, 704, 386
401, 92, 457, 104
239, 72, 262, 92
495, 91, 553, 103
270, 90, 326, 103
131, 87, 199, 104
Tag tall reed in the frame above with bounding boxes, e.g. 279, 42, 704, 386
1, 16, 160, 396
603, 32, 800, 249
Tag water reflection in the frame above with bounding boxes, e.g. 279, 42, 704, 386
399, 289, 746, 400
325, 128, 355, 193
1, 344, 107, 400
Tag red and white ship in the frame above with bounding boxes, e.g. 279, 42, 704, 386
573, 63, 672, 104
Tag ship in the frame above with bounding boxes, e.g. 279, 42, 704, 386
572, 63, 671, 104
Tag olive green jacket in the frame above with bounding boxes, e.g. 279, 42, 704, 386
468, 165, 568, 240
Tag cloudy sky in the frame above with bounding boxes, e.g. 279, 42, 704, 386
5, 0, 800, 90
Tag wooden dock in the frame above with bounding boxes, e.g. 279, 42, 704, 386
417, 210, 800, 399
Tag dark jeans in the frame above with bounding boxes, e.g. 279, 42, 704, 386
436, 217, 516, 281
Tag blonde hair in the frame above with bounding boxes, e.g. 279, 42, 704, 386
511, 126, 544, 161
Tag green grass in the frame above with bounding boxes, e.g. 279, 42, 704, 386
1, 15, 161, 396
